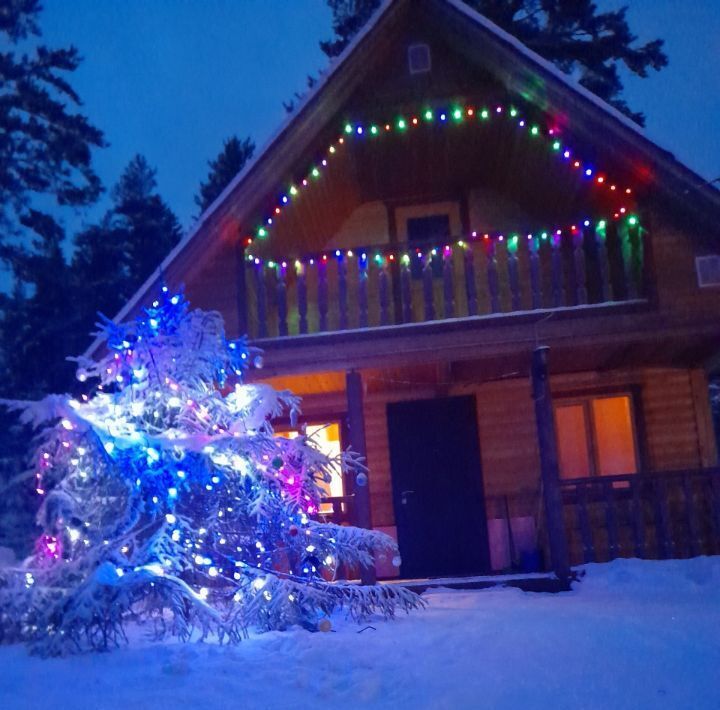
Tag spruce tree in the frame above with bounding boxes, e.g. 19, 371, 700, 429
72, 155, 182, 347
0, 290, 418, 655
320, 0, 667, 125
195, 136, 255, 214
0, 211, 77, 396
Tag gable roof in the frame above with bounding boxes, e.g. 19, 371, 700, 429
90, 0, 720, 352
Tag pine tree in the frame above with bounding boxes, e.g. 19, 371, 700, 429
72, 155, 182, 348
0, 211, 78, 397
195, 136, 255, 214
320, 0, 667, 125
0, 0, 104, 240
0, 290, 419, 655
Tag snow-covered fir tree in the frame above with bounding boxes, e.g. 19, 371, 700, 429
0, 289, 419, 655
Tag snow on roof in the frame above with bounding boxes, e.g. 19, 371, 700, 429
444, 0, 647, 136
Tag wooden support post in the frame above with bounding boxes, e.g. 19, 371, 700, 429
346, 370, 376, 585
531, 346, 571, 581
235, 240, 248, 337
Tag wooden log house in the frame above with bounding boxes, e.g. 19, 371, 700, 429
109, 0, 720, 580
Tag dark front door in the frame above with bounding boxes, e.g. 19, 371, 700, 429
387, 395, 490, 578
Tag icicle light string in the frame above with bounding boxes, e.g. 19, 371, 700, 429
243, 102, 637, 247
246, 215, 640, 271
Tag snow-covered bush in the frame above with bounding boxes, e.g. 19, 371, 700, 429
0, 289, 420, 655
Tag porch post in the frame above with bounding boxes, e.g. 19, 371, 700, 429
531, 346, 571, 581
235, 237, 248, 337
345, 369, 376, 584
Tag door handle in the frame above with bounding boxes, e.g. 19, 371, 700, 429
401, 490, 415, 505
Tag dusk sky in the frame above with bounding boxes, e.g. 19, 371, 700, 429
41, 0, 720, 234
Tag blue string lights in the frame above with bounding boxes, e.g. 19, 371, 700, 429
2, 289, 419, 653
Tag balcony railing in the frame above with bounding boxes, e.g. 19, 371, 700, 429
559, 467, 720, 565
242, 222, 646, 340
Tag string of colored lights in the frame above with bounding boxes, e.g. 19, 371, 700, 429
243, 102, 637, 247
246, 215, 640, 270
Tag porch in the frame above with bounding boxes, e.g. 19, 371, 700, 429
322, 468, 720, 581
266, 354, 720, 584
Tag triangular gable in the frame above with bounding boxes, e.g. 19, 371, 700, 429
89, 0, 720, 353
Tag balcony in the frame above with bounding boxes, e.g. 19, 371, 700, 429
241, 219, 647, 342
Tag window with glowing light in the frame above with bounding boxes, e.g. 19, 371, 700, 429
555, 394, 639, 479
277, 422, 344, 513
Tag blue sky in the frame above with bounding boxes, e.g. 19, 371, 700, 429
40, 0, 720, 235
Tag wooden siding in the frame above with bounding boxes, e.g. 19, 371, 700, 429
648, 212, 720, 322
256, 365, 717, 533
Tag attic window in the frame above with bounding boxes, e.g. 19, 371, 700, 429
696, 255, 720, 287
408, 43, 431, 74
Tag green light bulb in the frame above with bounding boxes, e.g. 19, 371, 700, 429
344, 124, 352, 134
397, 118, 407, 130
424, 109, 433, 121
311, 168, 320, 178
552, 141, 561, 150
628, 216, 638, 226
257, 227, 267, 238
530, 125, 539, 136
481, 109, 489, 119
370, 125, 378, 135
452, 108, 462, 120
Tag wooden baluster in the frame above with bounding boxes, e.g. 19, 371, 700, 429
296, 261, 308, 334
422, 253, 435, 321
710, 473, 720, 554
337, 255, 348, 330
485, 239, 500, 313
595, 221, 612, 302
358, 254, 368, 328
577, 482, 595, 563
603, 479, 619, 559
528, 236, 542, 309
619, 221, 638, 300
683, 473, 701, 557
463, 245, 478, 316
631, 221, 644, 297
507, 238, 521, 311
551, 232, 565, 307
379, 259, 391, 326
573, 228, 588, 305
442, 246, 455, 318
253, 261, 267, 338
317, 258, 328, 332
389, 256, 403, 325
400, 254, 413, 323
652, 476, 671, 559
276, 263, 288, 336
631, 476, 646, 558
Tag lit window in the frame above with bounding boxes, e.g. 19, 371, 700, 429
278, 422, 344, 511
555, 395, 638, 479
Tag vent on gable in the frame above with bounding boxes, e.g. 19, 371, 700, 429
408, 43, 431, 74
696, 255, 720, 287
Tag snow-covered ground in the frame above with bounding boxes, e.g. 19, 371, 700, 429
1, 557, 719, 710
